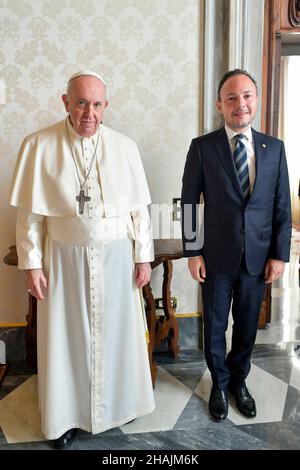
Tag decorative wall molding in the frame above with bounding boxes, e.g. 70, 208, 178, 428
203, 0, 264, 133
288, 0, 300, 27
261, 0, 300, 136
228, 0, 246, 70
203, 0, 228, 133
227, 0, 264, 130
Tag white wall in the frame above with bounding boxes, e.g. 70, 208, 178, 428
0, 0, 201, 323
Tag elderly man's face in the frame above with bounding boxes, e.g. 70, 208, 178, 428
62, 76, 108, 137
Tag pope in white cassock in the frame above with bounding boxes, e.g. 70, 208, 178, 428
9, 70, 155, 449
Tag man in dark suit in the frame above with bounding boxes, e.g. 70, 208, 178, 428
181, 69, 291, 420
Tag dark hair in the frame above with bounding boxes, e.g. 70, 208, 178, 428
217, 69, 258, 101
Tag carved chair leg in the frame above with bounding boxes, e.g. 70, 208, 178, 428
162, 260, 179, 357
142, 283, 157, 387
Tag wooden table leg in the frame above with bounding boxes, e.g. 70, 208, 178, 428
258, 284, 271, 329
159, 259, 179, 357
142, 283, 157, 387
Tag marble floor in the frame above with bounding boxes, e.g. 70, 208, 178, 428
0, 229, 299, 451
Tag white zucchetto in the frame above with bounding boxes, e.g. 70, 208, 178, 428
68, 70, 107, 86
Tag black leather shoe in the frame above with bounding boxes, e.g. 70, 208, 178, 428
209, 387, 228, 420
52, 428, 77, 449
229, 385, 256, 418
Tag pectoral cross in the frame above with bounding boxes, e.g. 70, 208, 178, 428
76, 189, 91, 214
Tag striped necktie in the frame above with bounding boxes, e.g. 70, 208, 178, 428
233, 134, 250, 197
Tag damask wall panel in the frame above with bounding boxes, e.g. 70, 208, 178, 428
0, 0, 200, 322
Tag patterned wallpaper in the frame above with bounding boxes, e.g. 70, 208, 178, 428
0, 0, 200, 322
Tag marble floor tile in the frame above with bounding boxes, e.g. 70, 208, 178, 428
290, 357, 300, 392
120, 366, 192, 435
255, 324, 300, 344
239, 420, 300, 450
194, 367, 213, 403
161, 361, 207, 391
252, 341, 300, 358
194, 363, 288, 425
155, 426, 274, 450
155, 349, 205, 365
174, 393, 233, 430
251, 356, 293, 383
227, 363, 288, 425
0, 372, 33, 400
77, 427, 275, 451
0, 375, 44, 443
0, 427, 8, 445
282, 385, 300, 424
0, 440, 51, 450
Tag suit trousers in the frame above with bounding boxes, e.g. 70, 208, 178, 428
201, 256, 266, 390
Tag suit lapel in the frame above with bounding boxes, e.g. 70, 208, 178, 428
211, 127, 244, 198
251, 129, 269, 199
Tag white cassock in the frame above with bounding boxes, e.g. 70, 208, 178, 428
10, 117, 155, 439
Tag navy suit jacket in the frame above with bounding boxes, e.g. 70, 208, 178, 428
181, 127, 292, 275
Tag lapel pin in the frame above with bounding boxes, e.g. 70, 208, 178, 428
262, 143, 266, 148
